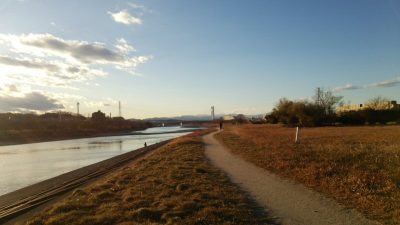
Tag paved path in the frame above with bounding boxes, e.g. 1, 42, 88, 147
203, 131, 379, 225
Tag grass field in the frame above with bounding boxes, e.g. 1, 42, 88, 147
24, 130, 272, 225
215, 124, 400, 224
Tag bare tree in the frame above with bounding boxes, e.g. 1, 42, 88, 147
313, 87, 342, 115
366, 96, 390, 110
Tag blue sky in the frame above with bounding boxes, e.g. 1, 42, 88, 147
0, 0, 399, 118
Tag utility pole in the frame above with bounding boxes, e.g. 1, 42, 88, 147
77, 102, 80, 115
211, 106, 215, 121
118, 101, 121, 117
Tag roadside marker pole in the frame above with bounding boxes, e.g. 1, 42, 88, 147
295, 126, 299, 143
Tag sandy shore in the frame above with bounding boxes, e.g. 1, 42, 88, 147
0, 140, 169, 224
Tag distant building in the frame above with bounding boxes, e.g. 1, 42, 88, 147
222, 115, 235, 121
91, 110, 106, 121
336, 100, 399, 113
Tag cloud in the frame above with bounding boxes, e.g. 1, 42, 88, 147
367, 77, 400, 88
115, 38, 135, 54
127, 3, 153, 14
0, 33, 149, 67
0, 55, 107, 87
332, 84, 361, 92
128, 3, 146, 10
0, 91, 64, 112
0, 33, 151, 112
333, 76, 400, 92
0, 33, 151, 87
0, 55, 59, 72
11, 33, 124, 64
108, 10, 142, 25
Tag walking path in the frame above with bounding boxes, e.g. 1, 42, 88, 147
203, 131, 379, 225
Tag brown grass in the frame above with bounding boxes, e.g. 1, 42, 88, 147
215, 124, 400, 224
24, 130, 272, 225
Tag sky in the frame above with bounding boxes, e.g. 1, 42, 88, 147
0, 0, 399, 119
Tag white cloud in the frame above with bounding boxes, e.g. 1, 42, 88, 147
0, 55, 59, 72
0, 55, 107, 87
127, 3, 153, 14
332, 76, 400, 92
367, 77, 400, 88
128, 3, 146, 10
0, 33, 151, 86
0, 33, 150, 67
108, 10, 142, 25
332, 84, 361, 92
0, 83, 31, 97
115, 38, 135, 54
84, 98, 118, 109
1, 33, 125, 64
0, 33, 151, 112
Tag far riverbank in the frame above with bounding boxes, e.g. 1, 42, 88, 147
0, 127, 146, 146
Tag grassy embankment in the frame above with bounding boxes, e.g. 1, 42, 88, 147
24, 130, 272, 225
216, 124, 400, 224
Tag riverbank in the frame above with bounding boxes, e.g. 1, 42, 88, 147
17, 129, 273, 224
0, 126, 197, 196
0, 127, 147, 146
0, 113, 152, 146
0, 126, 203, 147
216, 124, 400, 224
0, 140, 169, 224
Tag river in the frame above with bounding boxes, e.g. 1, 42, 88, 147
0, 126, 194, 196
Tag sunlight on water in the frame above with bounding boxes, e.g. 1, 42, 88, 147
0, 127, 192, 196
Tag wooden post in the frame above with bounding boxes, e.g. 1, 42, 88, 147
295, 126, 299, 143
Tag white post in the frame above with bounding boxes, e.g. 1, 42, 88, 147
295, 126, 299, 143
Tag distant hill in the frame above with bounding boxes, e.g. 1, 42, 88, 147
143, 114, 214, 123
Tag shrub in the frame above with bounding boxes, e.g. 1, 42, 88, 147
266, 98, 328, 127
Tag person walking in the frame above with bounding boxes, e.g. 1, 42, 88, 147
219, 121, 223, 130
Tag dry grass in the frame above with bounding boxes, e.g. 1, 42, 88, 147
215, 124, 400, 224
24, 130, 271, 225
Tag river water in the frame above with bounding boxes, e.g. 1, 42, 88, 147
0, 126, 193, 196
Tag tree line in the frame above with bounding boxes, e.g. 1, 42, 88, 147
265, 89, 400, 127
0, 112, 150, 131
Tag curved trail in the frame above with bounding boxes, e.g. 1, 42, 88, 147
203, 131, 378, 225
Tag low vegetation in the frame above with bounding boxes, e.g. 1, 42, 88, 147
338, 108, 400, 125
24, 130, 271, 225
216, 124, 400, 224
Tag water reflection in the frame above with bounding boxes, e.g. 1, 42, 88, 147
0, 127, 192, 196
